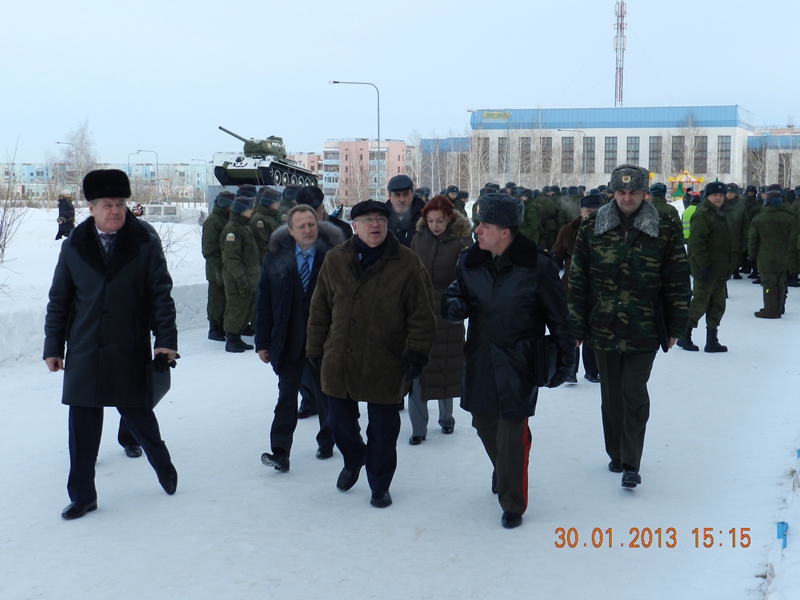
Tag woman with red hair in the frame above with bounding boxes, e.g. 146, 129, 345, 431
408, 195, 473, 444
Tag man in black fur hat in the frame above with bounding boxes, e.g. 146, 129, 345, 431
44, 169, 179, 520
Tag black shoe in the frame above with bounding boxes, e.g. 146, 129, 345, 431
61, 500, 97, 520
501, 512, 523, 529
337, 463, 363, 492
752, 277, 762, 284
732, 272, 743, 280
225, 333, 253, 353
584, 374, 600, 383
608, 459, 623, 473
621, 469, 641, 488
261, 452, 290, 472
441, 426, 454, 434
297, 405, 318, 419
158, 464, 178, 495
240, 325, 255, 337
370, 491, 393, 508
676, 329, 699, 351
316, 447, 334, 460
566, 374, 578, 383
409, 435, 426, 445
208, 321, 226, 342
491, 470, 498, 494
124, 444, 142, 458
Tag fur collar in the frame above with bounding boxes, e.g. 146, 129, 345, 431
463, 232, 548, 270
415, 212, 473, 242
594, 199, 660, 238
267, 220, 345, 257
70, 210, 152, 277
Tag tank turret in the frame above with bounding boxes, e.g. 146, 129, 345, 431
214, 126, 317, 188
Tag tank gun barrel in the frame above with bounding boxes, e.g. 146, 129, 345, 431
218, 126, 250, 143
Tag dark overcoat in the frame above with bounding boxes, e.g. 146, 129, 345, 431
306, 232, 436, 404
56, 198, 76, 239
410, 213, 472, 401
43, 211, 178, 407
254, 221, 344, 373
385, 197, 425, 247
442, 234, 575, 420
688, 199, 734, 279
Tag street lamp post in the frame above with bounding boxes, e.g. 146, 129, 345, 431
329, 80, 381, 200
191, 158, 208, 205
137, 149, 159, 199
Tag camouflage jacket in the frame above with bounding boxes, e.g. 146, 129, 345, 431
221, 213, 261, 295
201, 205, 230, 282
568, 200, 690, 352
248, 204, 279, 261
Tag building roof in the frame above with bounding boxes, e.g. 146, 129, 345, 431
468, 105, 755, 131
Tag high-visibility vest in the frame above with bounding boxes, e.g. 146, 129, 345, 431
682, 204, 697, 240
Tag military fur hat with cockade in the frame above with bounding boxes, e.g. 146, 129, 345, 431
476, 193, 524, 228
609, 163, 649, 192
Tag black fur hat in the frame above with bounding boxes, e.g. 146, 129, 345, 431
297, 186, 324, 209
704, 181, 727, 196
82, 169, 131, 201
476, 193, 523, 228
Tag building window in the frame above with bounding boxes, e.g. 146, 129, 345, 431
479, 137, 490, 167
561, 137, 574, 173
604, 137, 618, 173
649, 136, 662, 174
778, 153, 792, 187
694, 136, 708, 173
626, 137, 640, 165
583, 137, 595, 173
541, 137, 553, 173
671, 136, 685, 171
519, 137, 531, 174
498, 137, 509, 173
717, 136, 731, 174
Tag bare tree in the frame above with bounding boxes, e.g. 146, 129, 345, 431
57, 120, 99, 197
0, 146, 29, 263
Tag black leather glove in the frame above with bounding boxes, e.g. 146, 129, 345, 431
700, 267, 711, 282
308, 356, 322, 370
403, 361, 424, 382
153, 352, 180, 373
547, 366, 571, 389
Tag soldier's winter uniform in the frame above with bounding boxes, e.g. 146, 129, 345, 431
201, 192, 233, 341
248, 188, 280, 262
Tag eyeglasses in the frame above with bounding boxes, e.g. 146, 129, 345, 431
354, 216, 388, 225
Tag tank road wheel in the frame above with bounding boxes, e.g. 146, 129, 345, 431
272, 169, 282, 185
282, 172, 289, 186
303, 177, 312, 186
290, 174, 298, 185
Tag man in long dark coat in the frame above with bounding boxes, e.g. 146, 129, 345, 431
44, 169, 179, 520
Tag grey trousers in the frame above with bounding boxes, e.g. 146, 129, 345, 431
407, 376, 455, 437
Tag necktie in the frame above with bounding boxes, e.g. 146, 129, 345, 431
299, 251, 311, 292
99, 233, 115, 262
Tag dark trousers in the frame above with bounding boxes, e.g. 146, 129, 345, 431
687, 278, 727, 330
117, 417, 137, 447
270, 359, 333, 458
327, 396, 400, 493
68, 406, 172, 503
594, 350, 656, 472
471, 413, 532, 515
572, 345, 599, 378
206, 278, 226, 326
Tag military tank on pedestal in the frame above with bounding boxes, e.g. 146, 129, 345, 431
213, 127, 318, 187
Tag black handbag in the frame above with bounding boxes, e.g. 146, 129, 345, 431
146, 353, 178, 409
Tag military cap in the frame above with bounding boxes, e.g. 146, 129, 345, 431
283, 184, 302, 202
785, 189, 796, 201
231, 195, 254, 214
423, 187, 432, 197
414, 188, 428, 198
446, 185, 459, 194
567, 186, 580, 196
649, 182, 667, 197
83, 169, 131, 201
517, 188, 532, 199
726, 183, 740, 194
350, 199, 391, 219
237, 184, 258, 198
704, 181, 727, 196
456, 191, 469, 200
764, 190, 783, 206
257, 186, 281, 206
215, 191, 235, 208
580, 194, 604, 209
504, 181, 517, 189
476, 193, 523, 228
746, 185, 757, 193
767, 183, 782, 192
297, 185, 324, 209
609, 164, 649, 192
387, 174, 414, 192
487, 183, 501, 191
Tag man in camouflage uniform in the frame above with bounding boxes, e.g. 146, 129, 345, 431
568, 164, 690, 489
721, 183, 750, 280
277, 185, 301, 226
749, 190, 799, 318
248, 186, 280, 263
201, 191, 234, 341
677, 181, 734, 353
221, 195, 261, 352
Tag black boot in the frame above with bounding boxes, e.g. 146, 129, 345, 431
225, 332, 254, 353
676, 328, 699, 351
704, 329, 727, 353
208, 321, 225, 342
780, 284, 787, 315
787, 274, 800, 288
748, 268, 759, 280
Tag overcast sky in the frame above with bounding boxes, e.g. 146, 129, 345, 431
3, 0, 798, 164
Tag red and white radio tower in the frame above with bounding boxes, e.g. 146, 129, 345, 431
614, 1, 627, 107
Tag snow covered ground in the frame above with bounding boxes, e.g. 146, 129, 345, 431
1, 209, 799, 599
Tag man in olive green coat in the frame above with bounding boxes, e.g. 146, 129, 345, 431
248, 186, 280, 262
536, 186, 560, 249
518, 188, 540, 244
201, 191, 234, 341
307, 199, 435, 509
721, 183, 750, 279
677, 182, 734, 352
749, 190, 799, 318
221, 195, 261, 352
277, 185, 301, 225
647, 183, 681, 225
